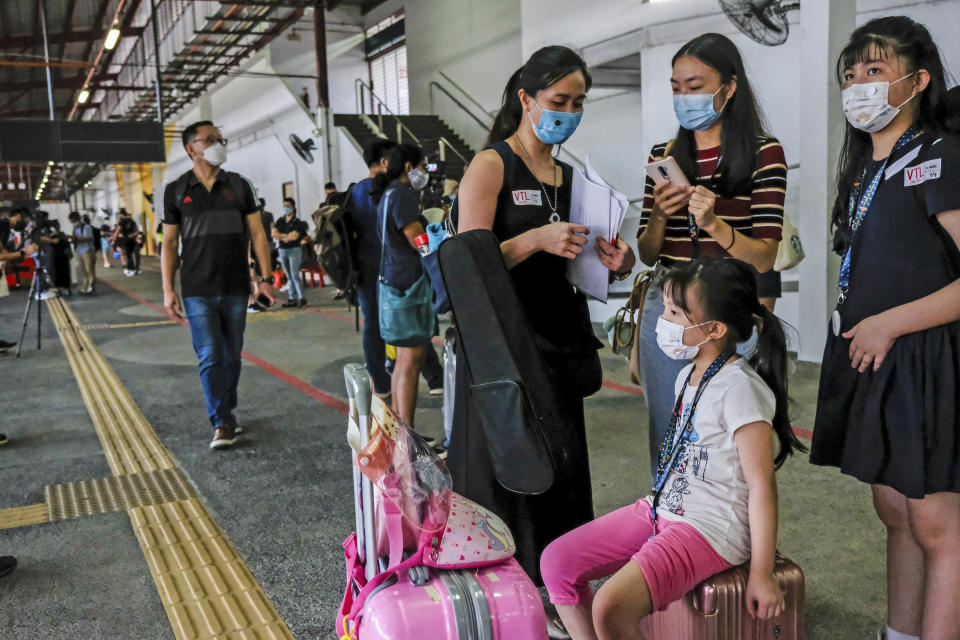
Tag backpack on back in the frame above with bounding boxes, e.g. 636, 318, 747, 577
312, 183, 359, 304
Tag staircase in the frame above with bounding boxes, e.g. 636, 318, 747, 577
334, 113, 474, 181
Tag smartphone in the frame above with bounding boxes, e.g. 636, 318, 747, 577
426, 163, 438, 172
644, 156, 690, 188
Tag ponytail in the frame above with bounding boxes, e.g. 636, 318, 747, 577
486, 67, 526, 147
485, 46, 593, 147
370, 143, 425, 205
749, 305, 805, 468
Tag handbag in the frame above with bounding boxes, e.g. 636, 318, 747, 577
377, 189, 434, 347
774, 212, 805, 271
618, 269, 655, 386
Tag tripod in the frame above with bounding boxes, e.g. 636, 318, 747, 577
15, 265, 44, 357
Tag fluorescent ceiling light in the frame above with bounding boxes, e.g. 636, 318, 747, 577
77, 89, 90, 104
104, 28, 121, 50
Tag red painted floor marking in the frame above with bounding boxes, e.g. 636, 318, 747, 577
98, 279, 349, 415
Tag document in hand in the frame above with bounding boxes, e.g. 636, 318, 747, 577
567, 156, 630, 302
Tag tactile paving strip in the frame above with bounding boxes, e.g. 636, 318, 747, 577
83, 320, 178, 330
46, 299, 295, 640
0, 503, 48, 530
45, 468, 196, 522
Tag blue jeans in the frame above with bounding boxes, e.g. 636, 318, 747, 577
357, 283, 391, 395
357, 282, 443, 394
183, 296, 248, 429
279, 246, 305, 301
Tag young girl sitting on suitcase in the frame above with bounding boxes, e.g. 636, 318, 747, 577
541, 257, 805, 640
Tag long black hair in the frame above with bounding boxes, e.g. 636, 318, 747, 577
670, 33, 769, 196
832, 16, 957, 255
663, 257, 805, 468
371, 143, 425, 204
486, 46, 592, 147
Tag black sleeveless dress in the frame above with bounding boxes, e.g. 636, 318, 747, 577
448, 141, 603, 584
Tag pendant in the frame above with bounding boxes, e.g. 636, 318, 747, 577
548, 212, 561, 223
832, 310, 842, 337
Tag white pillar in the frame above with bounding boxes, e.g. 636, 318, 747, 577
796, 0, 855, 362
198, 93, 213, 122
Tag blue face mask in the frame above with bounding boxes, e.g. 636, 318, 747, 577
282, 206, 293, 216
673, 87, 726, 131
529, 100, 583, 145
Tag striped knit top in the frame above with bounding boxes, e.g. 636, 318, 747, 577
638, 137, 787, 264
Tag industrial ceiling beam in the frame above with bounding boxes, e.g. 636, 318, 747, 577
0, 27, 145, 50
0, 73, 120, 92
3, 104, 99, 118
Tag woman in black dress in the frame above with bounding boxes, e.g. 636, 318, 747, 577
810, 17, 960, 640
450, 46, 636, 585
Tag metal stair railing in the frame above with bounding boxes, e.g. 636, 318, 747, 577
429, 81, 491, 132
354, 78, 423, 146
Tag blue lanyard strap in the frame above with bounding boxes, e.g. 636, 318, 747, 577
651, 349, 734, 496
838, 126, 920, 294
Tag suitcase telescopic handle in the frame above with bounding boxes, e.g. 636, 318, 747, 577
343, 363, 372, 416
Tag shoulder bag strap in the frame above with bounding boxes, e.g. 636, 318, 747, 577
378, 190, 394, 284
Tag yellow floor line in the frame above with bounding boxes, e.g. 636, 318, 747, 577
84, 320, 178, 330
0, 503, 48, 530
46, 299, 295, 640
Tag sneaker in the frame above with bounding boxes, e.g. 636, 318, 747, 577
281, 299, 298, 308
0, 433, 7, 445
210, 424, 238, 449
247, 302, 266, 314
103, 262, 111, 268
428, 386, 443, 396
34, 290, 56, 300
298, 298, 308, 308
135, 269, 142, 275
0, 339, 15, 349
124, 269, 133, 277
0, 556, 16, 578
332, 289, 346, 300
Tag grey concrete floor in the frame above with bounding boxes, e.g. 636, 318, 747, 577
0, 257, 884, 639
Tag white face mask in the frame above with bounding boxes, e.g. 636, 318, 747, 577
201, 142, 227, 167
408, 167, 429, 191
655, 316, 713, 361
841, 72, 917, 133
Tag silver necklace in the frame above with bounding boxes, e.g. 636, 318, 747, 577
514, 134, 561, 223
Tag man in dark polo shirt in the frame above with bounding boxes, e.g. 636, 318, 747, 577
160, 121, 275, 450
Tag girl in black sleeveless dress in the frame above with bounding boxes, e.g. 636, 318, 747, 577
811, 18, 960, 639
449, 46, 636, 584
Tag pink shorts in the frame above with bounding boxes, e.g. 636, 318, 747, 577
540, 499, 733, 611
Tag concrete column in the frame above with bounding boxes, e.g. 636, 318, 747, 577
198, 93, 213, 123
796, 0, 855, 362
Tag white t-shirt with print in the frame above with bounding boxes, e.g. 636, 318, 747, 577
646, 358, 775, 565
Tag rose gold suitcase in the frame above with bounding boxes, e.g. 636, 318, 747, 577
639, 553, 805, 640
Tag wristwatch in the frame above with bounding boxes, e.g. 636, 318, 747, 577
612, 269, 632, 281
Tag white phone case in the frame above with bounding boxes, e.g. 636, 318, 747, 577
645, 156, 691, 188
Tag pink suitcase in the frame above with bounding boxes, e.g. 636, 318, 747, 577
339, 363, 548, 640
638, 553, 805, 640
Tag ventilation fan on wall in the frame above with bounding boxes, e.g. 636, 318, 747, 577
290, 133, 317, 164
719, 0, 800, 47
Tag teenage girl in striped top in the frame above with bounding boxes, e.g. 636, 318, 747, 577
635, 33, 788, 481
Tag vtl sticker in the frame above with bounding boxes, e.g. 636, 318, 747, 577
904, 158, 941, 187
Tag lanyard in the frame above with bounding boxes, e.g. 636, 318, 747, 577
837, 126, 920, 301
687, 153, 723, 256
649, 349, 735, 535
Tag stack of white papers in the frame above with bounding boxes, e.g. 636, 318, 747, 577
567, 156, 630, 302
